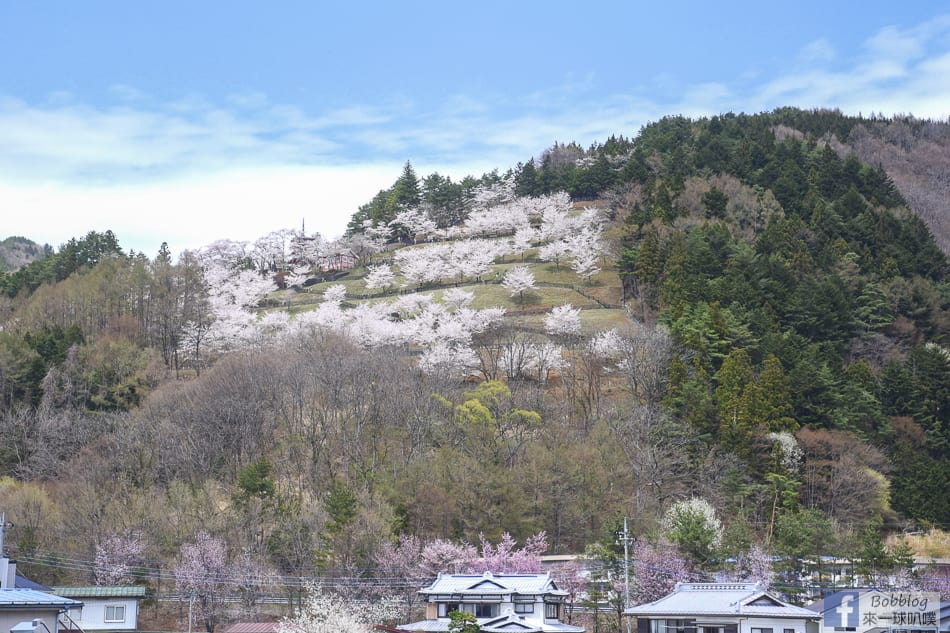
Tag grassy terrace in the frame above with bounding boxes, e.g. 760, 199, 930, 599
263, 244, 632, 336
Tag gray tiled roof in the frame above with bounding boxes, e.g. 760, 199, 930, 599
0, 588, 82, 608
480, 614, 585, 633
400, 616, 584, 633
625, 583, 819, 619
220, 622, 281, 633
420, 573, 563, 596
15, 576, 50, 591
399, 621, 450, 632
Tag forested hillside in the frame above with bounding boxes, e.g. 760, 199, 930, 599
0, 109, 948, 605
0, 236, 48, 273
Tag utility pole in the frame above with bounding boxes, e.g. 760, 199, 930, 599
616, 517, 635, 633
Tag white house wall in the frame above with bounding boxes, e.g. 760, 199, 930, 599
1, 610, 61, 633
64, 598, 138, 630
734, 616, 813, 633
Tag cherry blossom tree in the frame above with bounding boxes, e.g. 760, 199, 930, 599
345, 303, 404, 348
419, 539, 478, 575
468, 531, 547, 573
418, 342, 480, 377
631, 541, 693, 605
175, 532, 231, 633
499, 340, 564, 383
288, 232, 327, 271
550, 560, 588, 624
662, 497, 724, 568
510, 226, 538, 261
390, 208, 438, 243
768, 432, 804, 473
919, 564, 950, 600
373, 534, 430, 619
197, 247, 277, 354
538, 194, 574, 242
570, 250, 601, 282
730, 543, 775, 588
589, 329, 624, 360
230, 550, 278, 617
344, 225, 389, 268
538, 239, 571, 271
363, 220, 393, 244
453, 240, 498, 283
502, 266, 537, 302
545, 304, 582, 338
200, 239, 251, 269
95, 530, 147, 585
452, 306, 507, 338
395, 244, 451, 286
470, 176, 516, 210
323, 284, 347, 304
364, 264, 396, 294
463, 201, 529, 239
252, 229, 294, 274
390, 292, 435, 319
524, 342, 566, 383
442, 288, 474, 311
278, 584, 399, 633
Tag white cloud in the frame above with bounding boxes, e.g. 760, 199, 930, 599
0, 165, 401, 255
799, 39, 837, 64
864, 24, 924, 62
3, 12, 950, 258
749, 13, 950, 117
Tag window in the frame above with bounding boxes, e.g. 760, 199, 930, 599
545, 603, 559, 619
652, 619, 696, 633
750, 628, 773, 633
105, 606, 126, 623
784, 629, 796, 633
474, 603, 498, 618
514, 603, 534, 614
438, 603, 461, 618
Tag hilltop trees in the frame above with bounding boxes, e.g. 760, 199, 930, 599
349, 162, 422, 233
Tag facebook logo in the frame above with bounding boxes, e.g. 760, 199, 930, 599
825, 592, 860, 629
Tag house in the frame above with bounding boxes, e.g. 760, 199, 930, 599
50, 586, 147, 631
396, 571, 585, 633
625, 583, 820, 633
1, 553, 81, 633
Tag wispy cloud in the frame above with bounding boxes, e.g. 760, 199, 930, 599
3, 13, 949, 189
751, 13, 950, 116
2, 13, 950, 254
799, 39, 837, 64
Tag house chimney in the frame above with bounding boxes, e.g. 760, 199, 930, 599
1, 511, 15, 589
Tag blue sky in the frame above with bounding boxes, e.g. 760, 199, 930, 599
2, 1, 949, 255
